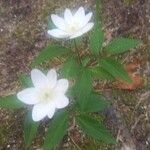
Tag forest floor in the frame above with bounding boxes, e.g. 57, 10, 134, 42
0, 0, 149, 150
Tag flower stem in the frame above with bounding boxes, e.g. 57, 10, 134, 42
73, 40, 82, 65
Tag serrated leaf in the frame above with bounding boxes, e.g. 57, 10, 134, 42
90, 0, 103, 55
0, 95, 25, 109
106, 37, 140, 54
73, 69, 92, 110
73, 69, 92, 97
95, 0, 102, 24
89, 67, 114, 80
31, 45, 69, 66
19, 74, 32, 87
90, 25, 104, 55
76, 93, 110, 112
82, 56, 91, 67
24, 111, 39, 149
99, 58, 132, 83
76, 114, 116, 144
44, 111, 69, 150
60, 57, 80, 78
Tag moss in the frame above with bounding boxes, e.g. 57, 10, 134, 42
112, 90, 138, 126
123, 0, 136, 5
144, 79, 150, 90
0, 111, 13, 148
82, 138, 115, 150
69, 137, 115, 150
122, 92, 137, 107
0, 125, 9, 147
113, 90, 137, 107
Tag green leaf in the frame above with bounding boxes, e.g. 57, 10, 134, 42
73, 69, 92, 110
76, 114, 116, 144
0, 95, 25, 109
90, 25, 104, 55
76, 93, 110, 112
90, 0, 103, 55
73, 69, 92, 97
19, 74, 32, 87
60, 57, 80, 79
44, 111, 69, 150
95, 0, 102, 24
31, 45, 69, 66
99, 58, 131, 83
24, 111, 39, 149
82, 56, 91, 67
89, 67, 114, 80
106, 37, 140, 54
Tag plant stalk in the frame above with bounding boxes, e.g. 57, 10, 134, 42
73, 40, 82, 65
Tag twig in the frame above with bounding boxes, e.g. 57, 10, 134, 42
69, 136, 82, 150
68, 117, 76, 132
131, 114, 144, 134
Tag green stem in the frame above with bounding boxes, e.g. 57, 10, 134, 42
73, 40, 82, 65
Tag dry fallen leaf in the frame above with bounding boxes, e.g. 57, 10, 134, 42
114, 63, 143, 90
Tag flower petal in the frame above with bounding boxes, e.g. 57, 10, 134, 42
74, 7, 86, 27
83, 12, 93, 27
47, 69, 57, 88
17, 88, 39, 105
31, 69, 48, 88
51, 14, 66, 30
64, 8, 73, 24
47, 29, 69, 38
47, 106, 55, 119
55, 79, 69, 94
70, 22, 94, 39
32, 102, 55, 121
54, 95, 69, 109
74, 7, 85, 20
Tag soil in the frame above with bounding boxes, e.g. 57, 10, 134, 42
0, 0, 149, 150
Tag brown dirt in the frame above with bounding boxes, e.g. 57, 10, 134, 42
0, 0, 149, 149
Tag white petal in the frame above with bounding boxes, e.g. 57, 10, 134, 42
32, 102, 55, 121
47, 69, 57, 88
76, 12, 93, 29
54, 95, 69, 109
17, 88, 39, 105
47, 106, 55, 118
47, 29, 69, 38
64, 8, 73, 24
55, 79, 69, 94
70, 22, 94, 39
51, 14, 66, 30
31, 69, 48, 88
83, 12, 93, 26
74, 7, 85, 20
74, 7, 85, 27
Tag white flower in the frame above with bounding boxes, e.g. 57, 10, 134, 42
17, 69, 69, 122
47, 6, 94, 39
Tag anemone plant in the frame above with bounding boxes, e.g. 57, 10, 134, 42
0, 0, 141, 149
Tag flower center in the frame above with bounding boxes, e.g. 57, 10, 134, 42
66, 22, 79, 33
38, 87, 54, 103
68, 26, 77, 32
